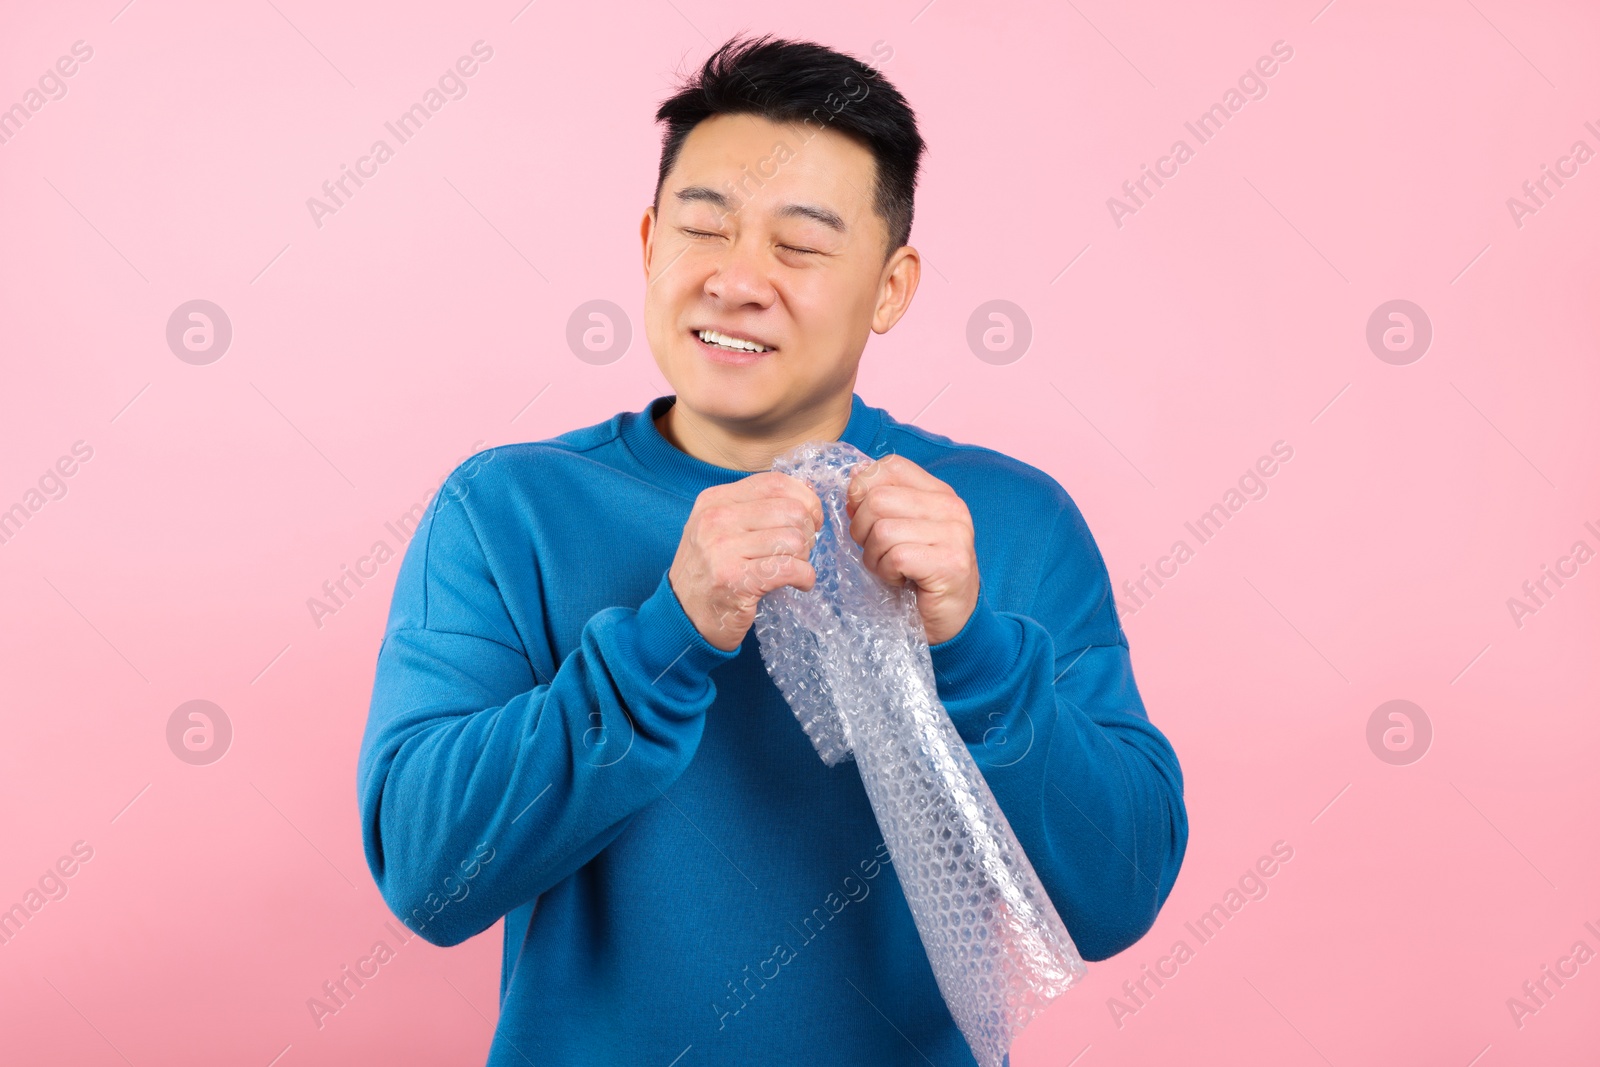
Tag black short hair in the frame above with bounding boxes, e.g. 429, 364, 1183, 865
652, 34, 925, 261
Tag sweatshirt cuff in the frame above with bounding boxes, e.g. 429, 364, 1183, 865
927, 586, 1025, 703
631, 569, 742, 696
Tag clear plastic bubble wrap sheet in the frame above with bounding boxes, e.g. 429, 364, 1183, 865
754, 440, 1088, 1067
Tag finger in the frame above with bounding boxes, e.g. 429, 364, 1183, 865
850, 486, 967, 545
693, 494, 822, 546
703, 495, 822, 537
860, 518, 966, 577
730, 526, 817, 565
714, 472, 824, 532
705, 529, 819, 608
776, 474, 825, 533
737, 552, 817, 597
723, 470, 823, 509
869, 540, 934, 586
870, 541, 973, 592
768, 552, 818, 593
846, 455, 947, 511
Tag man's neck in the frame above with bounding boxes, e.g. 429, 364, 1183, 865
655, 394, 854, 472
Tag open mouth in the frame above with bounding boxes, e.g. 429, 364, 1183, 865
690, 328, 776, 360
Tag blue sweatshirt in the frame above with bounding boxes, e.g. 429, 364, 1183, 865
357, 392, 1188, 1066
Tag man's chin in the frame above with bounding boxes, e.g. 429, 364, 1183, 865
673, 381, 778, 424
681, 373, 814, 431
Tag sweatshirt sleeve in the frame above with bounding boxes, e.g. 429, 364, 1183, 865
356, 472, 739, 947
926, 492, 1189, 962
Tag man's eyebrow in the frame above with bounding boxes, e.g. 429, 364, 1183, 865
674, 186, 847, 234
777, 202, 847, 233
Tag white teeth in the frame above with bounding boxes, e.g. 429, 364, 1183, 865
697, 329, 769, 353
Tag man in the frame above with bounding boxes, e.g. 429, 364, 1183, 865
358, 34, 1187, 1066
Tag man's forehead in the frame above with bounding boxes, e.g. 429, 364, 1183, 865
669, 114, 874, 225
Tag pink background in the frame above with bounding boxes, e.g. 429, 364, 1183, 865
3, 0, 1597, 1063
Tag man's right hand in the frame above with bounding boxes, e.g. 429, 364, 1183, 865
668, 471, 824, 652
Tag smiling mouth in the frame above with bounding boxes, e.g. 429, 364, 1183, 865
691, 328, 776, 355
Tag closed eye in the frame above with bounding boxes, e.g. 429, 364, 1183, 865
682, 229, 819, 255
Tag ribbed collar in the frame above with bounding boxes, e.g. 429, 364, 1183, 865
620, 393, 885, 493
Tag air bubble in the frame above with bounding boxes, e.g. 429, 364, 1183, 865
755, 439, 1088, 1067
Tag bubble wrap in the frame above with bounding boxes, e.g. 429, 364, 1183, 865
753, 440, 1088, 1067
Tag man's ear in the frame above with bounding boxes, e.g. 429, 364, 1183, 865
871, 245, 921, 334
640, 206, 657, 277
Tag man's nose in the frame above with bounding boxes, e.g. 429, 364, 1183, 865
705, 233, 776, 305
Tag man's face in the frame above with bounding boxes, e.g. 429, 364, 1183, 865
641, 112, 918, 429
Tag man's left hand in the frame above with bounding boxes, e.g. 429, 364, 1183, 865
845, 455, 979, 645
